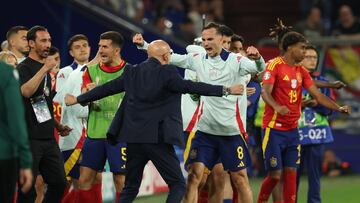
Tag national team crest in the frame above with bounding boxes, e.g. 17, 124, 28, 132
291, 79, 297, 89
189, 149, 197, 159
270, 156, 277, 167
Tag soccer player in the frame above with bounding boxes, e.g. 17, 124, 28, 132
76, 31, 127, 203
296, 44, 343, 203
133, 22, 265, 203
257, 31, 351, 203
55, 34, 100, 203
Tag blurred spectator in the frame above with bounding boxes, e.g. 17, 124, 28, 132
153, 15, 173, 35
0, 51, 18, 68
188, 0, 210, 35
6, 26, 29, 63
174, 16, 197, 44
1, 40, 9, 51
322, 149, 353, 177
294, 6, 325, 38
331, 4, 360, 39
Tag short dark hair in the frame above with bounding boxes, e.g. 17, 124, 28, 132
100, 31, 124, 48
231, 34, 244, 44
219, 25, 234, 37
281, 31, 307, 51
202, 22, 222, 35
49, 46, 59, 56
27, 25, 47, 41
67, 34, 89, 50
6, 26, 28, 40
305, 44, 317, 52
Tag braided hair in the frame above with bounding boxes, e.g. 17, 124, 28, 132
269, 18, 293, 47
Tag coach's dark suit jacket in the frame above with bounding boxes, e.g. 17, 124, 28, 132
77, 57, 223, 147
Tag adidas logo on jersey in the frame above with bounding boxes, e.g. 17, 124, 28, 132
283, 75, 290, 81
238, 161, 245, 167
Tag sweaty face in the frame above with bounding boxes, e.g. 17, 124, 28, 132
98, 39, 119, 66
289, 42, 306, 64
222, 36, 232, 50
30, 31, 51, 59
201, 28, 223, 57
301, 49, 318, 72
230, 41, 244, 54
70, 40, 90, 64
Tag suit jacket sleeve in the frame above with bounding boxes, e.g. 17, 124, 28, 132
77, 68, 127, 105
164, 66, 223, 96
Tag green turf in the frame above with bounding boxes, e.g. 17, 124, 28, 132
130, 175, 360, 203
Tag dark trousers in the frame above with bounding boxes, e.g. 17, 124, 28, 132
297, 144, 325, 203
0, 158, 18, 203
17, 139, 67, 203
119, 143, 186, 203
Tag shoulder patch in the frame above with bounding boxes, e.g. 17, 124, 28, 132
267, 57, 284, 71
264, 71, 271, 80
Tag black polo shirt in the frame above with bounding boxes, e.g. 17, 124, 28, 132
17, 57, 54, 140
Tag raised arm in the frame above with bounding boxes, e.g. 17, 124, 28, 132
238, 46, 266, 76
133, 33, 196, 70
20, 57, 57, 98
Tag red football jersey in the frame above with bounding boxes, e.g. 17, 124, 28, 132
262, 57, 314, 130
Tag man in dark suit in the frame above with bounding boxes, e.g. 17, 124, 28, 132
65, 40, 245, 203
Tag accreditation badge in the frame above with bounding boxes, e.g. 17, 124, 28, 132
30, 95, 51, 123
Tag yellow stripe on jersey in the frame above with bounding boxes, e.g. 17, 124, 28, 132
267, 57, 284, 71
262, 127, 271, 157
267, 57, 281, 71
183, 131, 197, 163
64, 148, 81, 180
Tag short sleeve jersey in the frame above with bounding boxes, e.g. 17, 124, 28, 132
262, 57, 314, 130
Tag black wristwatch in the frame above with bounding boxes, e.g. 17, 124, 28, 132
223, 86, 231, 96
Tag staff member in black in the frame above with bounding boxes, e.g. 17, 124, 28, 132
17, 25, 71, 203
65, 40, 244, 203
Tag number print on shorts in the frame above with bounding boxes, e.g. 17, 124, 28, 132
237, 146, 244, 160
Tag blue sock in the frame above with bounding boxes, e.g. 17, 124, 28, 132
223, 199, 232, 203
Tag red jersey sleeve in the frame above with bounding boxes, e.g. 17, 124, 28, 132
262, 58, 280, 84
301, 66, 314, 89
81, 67, 92, 90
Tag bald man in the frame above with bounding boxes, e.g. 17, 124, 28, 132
65, 40, 246, 202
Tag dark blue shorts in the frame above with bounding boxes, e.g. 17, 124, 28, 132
80, 138, 126, 173
186, 131, 251, 172
62, 149, 81, 179
261, 127, 300, 171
